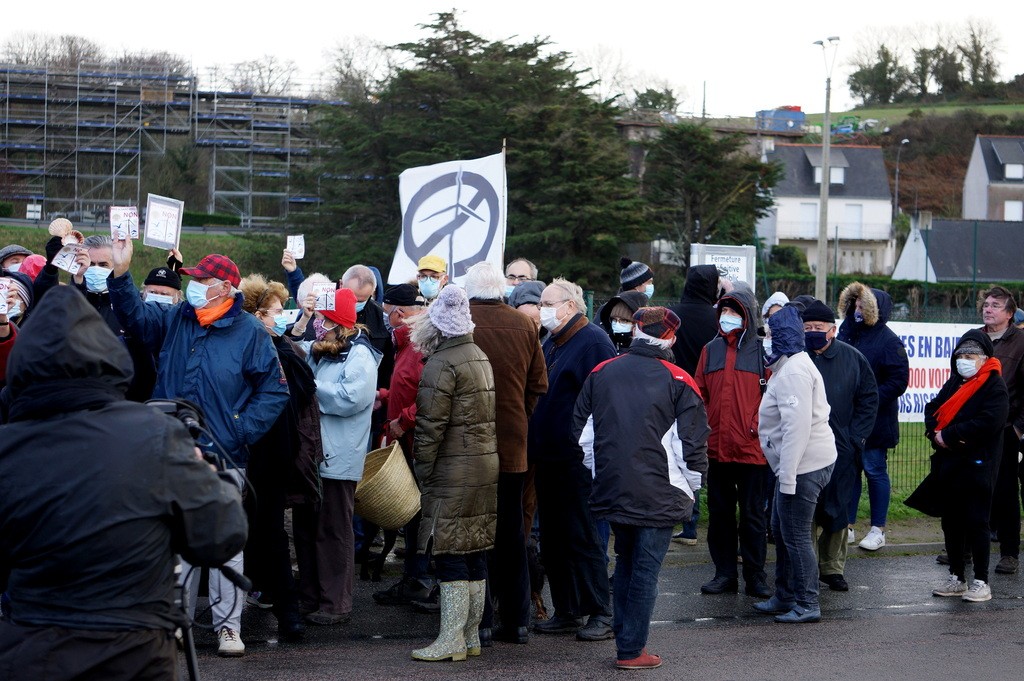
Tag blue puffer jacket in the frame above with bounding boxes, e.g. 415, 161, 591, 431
301, 334, 382, 482
108, 272, 290, 468
836, 283, 910, 449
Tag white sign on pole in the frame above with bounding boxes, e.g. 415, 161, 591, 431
388, 152, 507, 286
143, 194, 184, 250
26, 204, 42, 220
690, 244, 757, 286
110, 206, 140, 240
287, 235, 305, 259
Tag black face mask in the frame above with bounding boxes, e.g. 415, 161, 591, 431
805, 330, 830, 352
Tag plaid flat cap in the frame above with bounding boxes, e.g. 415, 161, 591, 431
179, 254, 241, 288
632, 306, 680, 340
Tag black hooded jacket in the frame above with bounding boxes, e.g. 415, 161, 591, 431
0, 287, 247, 632
598, 290, 649, 354
669, 265, 721, 374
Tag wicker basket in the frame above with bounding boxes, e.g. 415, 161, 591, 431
354, 442, 420, 530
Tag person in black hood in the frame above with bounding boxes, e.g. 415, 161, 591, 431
669, 265, 728, 374
909, 330, 1008, 602
0, 286, 247, 680
598, 290, 649, 354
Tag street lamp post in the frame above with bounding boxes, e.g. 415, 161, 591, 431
893, 138, 910, 220
814, 37, 840, 302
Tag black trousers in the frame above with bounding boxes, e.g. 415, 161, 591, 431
483, 471, 531, 630
0, 621, 175, 681
535, 458, 612, 618
707, 460, 774, 583
944, 462, 996, 583
991, 426, 1022, 559
435, 551, 487, 582
245, 452, 299, 619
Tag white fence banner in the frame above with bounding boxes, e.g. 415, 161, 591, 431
887, 321, 977, 422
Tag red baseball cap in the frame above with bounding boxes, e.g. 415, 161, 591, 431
179, 254, 241, 288
322, 288, 357, 329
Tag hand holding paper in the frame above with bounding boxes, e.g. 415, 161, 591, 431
286, 235, 305, 259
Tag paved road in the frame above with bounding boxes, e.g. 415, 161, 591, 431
182, 542, 1023, 680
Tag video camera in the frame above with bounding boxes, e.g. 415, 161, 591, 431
146, 398, 224, 470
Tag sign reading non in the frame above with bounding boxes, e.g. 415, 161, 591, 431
143, 194, 184, 250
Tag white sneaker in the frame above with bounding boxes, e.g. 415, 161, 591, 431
932, 575, 968, 597
962, 579, 992, 603
217, 627, 245, 657
859, 526, 885, 551
847, 528, 856, 545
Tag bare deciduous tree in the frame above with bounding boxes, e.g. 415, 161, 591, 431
224, 55, 298, 95
324, 36, 396, 102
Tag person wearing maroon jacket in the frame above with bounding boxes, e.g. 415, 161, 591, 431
372, 284, 433, 606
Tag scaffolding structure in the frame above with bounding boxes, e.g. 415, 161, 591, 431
0, 63, 331, 226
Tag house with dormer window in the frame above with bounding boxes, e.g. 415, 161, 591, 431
755, 143, 895, 275
963, 135, 1024, 221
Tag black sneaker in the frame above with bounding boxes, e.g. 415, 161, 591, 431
995, 555, 1019, 574
820, 573, 849, 592
410, 584, 440, 613
700, 576, 738, 594
372, 576, 431, 606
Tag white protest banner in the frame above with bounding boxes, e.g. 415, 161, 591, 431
886, 321, 977, 422
690, 244, 757, 287
110, 206, 140, 239
144, 194, 184, 250
0, 278, 9, 316
311, 282, 336, 311
388, 152, 506, 286
287, 235, 305, 259
52, 244, 86, 275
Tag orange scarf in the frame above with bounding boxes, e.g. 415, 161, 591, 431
933, 357, 1002, 431
195, 296, 234, 327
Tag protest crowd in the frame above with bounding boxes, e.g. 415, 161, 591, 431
2, 224, 1024, 677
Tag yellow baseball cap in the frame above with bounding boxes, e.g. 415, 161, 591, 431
417, 255, 447, 274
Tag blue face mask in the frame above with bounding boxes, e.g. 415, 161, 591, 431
145, 292, 175, 306
354, 299, 367, 313
272, 315, 289, 336
720, 314, 743, 334
419, 277, 440, 300
84, 266, 112, 293
854, 310, 864, 323
505, 285, 516, 298
611, 320, 633, 334
186, 280, 211, 309
805, 330, 830, 352
644, 283, 655, 299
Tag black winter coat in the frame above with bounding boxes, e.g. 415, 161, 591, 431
0, 287, 246, 632
669, 264, 721, 375
907, 329, 1009, 517
837, 283, 909, 449
809, 339, 878, 532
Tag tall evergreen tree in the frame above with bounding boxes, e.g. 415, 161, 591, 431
307, 13, 646, 290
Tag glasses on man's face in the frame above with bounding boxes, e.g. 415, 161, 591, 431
506, 274, 531, 283
983, 301, 1005, 311
539, 299, 568, 309
417, 273, 442, 282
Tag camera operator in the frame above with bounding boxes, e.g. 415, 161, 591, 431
0, 286, 248, 680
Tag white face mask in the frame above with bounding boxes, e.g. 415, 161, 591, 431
540, 301, 567, 332
763, 338, 773, 358
956, 357, 980, 378
644, 283, 655, 299
611, 320, 633, 334
145, 292, 175, 306
6, 262, 21, 273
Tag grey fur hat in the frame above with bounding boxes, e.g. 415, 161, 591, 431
428, 285, 475, 338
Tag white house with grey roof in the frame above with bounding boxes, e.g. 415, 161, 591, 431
756, 143, 895, 275
963, 135, 1024, 221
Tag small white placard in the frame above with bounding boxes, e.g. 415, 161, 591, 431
110, 206, 140, 239
311, 282, 336, 311
143, 194, 184, 250
0, 279, 9, 316
287, 235, 305, 259
26, 204, 42, 220
52, 244, 86, 275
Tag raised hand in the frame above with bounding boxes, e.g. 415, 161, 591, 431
111, 235, 134, 277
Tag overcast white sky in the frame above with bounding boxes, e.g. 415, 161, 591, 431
3, 2, 1021, 117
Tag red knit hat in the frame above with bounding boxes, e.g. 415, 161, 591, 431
322, 288, 357, 329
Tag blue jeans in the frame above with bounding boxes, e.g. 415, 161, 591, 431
678, 489, 700, 538
772, 465, 833, 609
610, 524, 673, 660
848, 448, 890, 527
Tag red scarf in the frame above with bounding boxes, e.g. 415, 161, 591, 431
933, 357, 1002, 431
